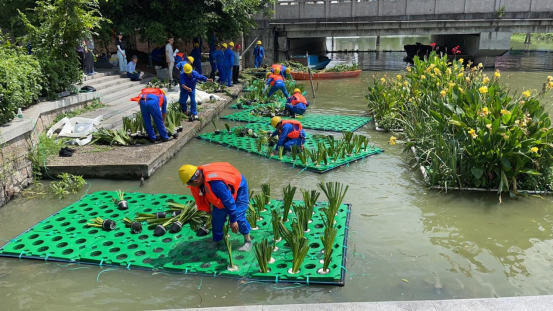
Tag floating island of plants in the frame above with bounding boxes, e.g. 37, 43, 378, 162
0, 183, 352, 285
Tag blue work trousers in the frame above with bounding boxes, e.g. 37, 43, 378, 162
194, 60, 202, 75
211, 183, 251, 242
254, 56, 262, 68
267, 82, 290, 99
285, 103, 307, 115
179, 88, 197, 116
279, 137, 305, 151
225, 66, 233, 87
140, 101, 168, 140
217, 64, 225, 84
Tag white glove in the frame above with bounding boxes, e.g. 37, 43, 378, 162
173, 49, 179, 57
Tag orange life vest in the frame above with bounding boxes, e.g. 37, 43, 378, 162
291, 93, 307, 106
188, 162, 243, 213
272, 64, 282, 72
130, 88, 165, 107
268, 73, 284, 86
279, 120, 303, 139
176, 52, 185, 59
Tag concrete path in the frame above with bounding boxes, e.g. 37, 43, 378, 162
160, 295, 553, 311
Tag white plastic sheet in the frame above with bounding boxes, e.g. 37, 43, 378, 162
47, 116, 102, 145
165, 89, 222, 104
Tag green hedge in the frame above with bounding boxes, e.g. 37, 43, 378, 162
0, 39, 42, 125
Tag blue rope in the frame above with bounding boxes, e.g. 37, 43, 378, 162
275, 273, 279, 283
126, 262, 131, 270
44, 254, 50, 261
340, 265, 349, 274
197, 277, 203, 289
306, 275, 309, 286
185, 268, 189, 274
100, 259, 104, 267
19, 252, 25, 259
96, 268, 117, 282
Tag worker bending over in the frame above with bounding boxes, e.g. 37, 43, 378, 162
130, 88, 170, 143
253, 41, 264, 68
270, 117, 305, 153
285, 88, 309, 116
272, 63, 291, 80
179, 162, 252, 251
264, 69, 290, 99
180, 63, 212, 120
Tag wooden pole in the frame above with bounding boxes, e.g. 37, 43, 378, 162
308, 68, 316, 98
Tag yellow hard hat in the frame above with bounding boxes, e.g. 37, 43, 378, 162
266, 72, 271, 78
271, 116, 282, 128
187, 56, 194, 64
286, 68, 291, 74
229, 42, 234, 47
293, 88, 301, 94
194, 42, 199, 47
222, 43, 228, 48
274, 67, 281, 75
183, 63, 193, 74
178, 164, 198, 184
257, 41, 262, 45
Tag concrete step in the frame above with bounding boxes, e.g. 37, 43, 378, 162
81, 76, 132, 92
82, 70, 120, 82
81, 74, 122, 87
96, 76, 154, 105
100, 106, 142, 130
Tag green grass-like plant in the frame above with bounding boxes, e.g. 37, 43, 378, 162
301, 189, 320, 222
223, 224, 236, 269
282, 184, 297, 222
320, 225, 338, 272
254, 238, 273, 273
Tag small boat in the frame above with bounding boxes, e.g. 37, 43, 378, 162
310, 58, 331, 70
291, 70, 362, 80
290, 54, 331, 70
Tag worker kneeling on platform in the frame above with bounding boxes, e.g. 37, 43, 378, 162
130, 88, 170, 143
270, 117, 305, 154
285, 88, 309, 117
179, 162, 252, 251
264, 69, 290, 99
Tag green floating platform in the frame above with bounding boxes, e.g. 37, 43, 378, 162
198, 124, 383, 173
221, 110, 371, 132
0, 191, 351, 286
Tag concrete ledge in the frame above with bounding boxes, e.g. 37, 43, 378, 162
159, 295, 553, 311
45, 85, 242, 179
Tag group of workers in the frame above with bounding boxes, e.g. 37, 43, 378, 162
209, 40, 240, 87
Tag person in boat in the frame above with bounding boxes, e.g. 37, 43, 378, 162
130, 88, 170, 143
285, 88, 309, 116
270, 116, 305, 154
264, 69, 290, 99
178, 162, 252, 251
180, 63, 213, 120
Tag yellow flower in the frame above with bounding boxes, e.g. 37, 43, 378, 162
522, 90, 531, 98
440, 90, 447, 97
500, 109, 511, 115
483, 76, 490, 84
446, 68, 452, 75
486, 124, 492, 130
434, 68, 440, 75
519, 100, 525, 105
404, 81, 409, 87
478, 63, 484, 68
457, 72, 464, 78
409, 98, 413, 102
548, 76, 553, 81
421, 75, 426, 80
457, 87, 464, 93
468, 129, 477, 139
406, 67, 412, 72
465, 77, 470, 82
515, 120, 520, 125
449, 82, 456, 87
459, 58, 464, 64
479, 86, 488, 94
436, 82, 440, 87
380, 77, 386, 83
530, 147, 538, 153
481, 107, 489, 115
494, 70, 501, 78
396, 75, 402, 80
430, 64, 435, 69
389, 136, 397, 145
548, 81, 553, 89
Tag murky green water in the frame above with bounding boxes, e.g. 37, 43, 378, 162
2, 61, 553, 310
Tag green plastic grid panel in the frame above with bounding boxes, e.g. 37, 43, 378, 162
0, 191, 351, 285
197, 123, 383, 173
221, 110, 372, 132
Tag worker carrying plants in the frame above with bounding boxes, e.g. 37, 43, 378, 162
180, 63, 213, 120
253, 40, 264, 68
285, 88, 309, 116
178, 162, 252, 251
270, 116, 305, 153
190, 42, 202, 74
264, 69, 290, 99
213, 43, 225, 84
130, 88, 170, 143
272, 63, 291, 80
223, 42, 235, 87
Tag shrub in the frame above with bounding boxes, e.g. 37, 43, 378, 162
0, 32, 43, 124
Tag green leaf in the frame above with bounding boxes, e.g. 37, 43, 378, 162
500, 157, 511, 171
519, 169, 541, 175
471, 167, 484, 179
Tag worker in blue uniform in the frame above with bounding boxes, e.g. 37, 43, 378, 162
264, 70, 290, 99
190, 42, 202, 74
271, 64, 291, 80
208, 36, 217, 79
176, 56, 194, 74
179, 162, 252, 251
130, 88, 170, 143
223, 42, 235, 87
253, 40, 264, 68
213, 43, 225, 84
285, 88, 309, 116
270, 117, 305, 153
180, 63, 212, 120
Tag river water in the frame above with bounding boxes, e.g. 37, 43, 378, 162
1, 38, 553, 310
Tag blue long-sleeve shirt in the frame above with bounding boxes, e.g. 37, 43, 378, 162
213, 49, 224, 64
176, 60, 188, 73
209, 36, 217, 63
126, 61, 137, 73
271, 123, 305, 149
254, 46, 264, 58
190, 48, 201, 66
223, 48, 234, 67
139, 94, 167, 113
180, 70, 207, 91
287, 94, 310, 106
208, 175, 247, 223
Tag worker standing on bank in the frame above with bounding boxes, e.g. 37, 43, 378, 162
130, 88, 170, 143
178, 162, 252, 251
209, 36, 217, 79
223, 42, 235, 87
213, 43, 225, 84
264, 69, 290, 99
253, 41, 264, 68
180, 63, 213, 120
270, 117, 305, 153
190, 42, 202, 74
272, 63, 291, 80
285, 88, 309, 116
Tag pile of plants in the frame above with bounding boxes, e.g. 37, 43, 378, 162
92, 128, 135, 146
147, 78, 172, 89
122, 104, 183, 139
281, 60, 359, 73
324, 63, 360, 73
368, 51, 553, 194
198, 81, 229, 95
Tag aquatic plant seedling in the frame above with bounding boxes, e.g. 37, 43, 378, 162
261, 183, 271, 203
115, 189, 128, 210
292, 204, 310, 232
291, 237, 309, 274
320, 225, 338, 273
297, 149, 307, 165
291, 145, 299, 160
317, 182, 349, 226
271, 209, 281, 246
301, 189, 320, 222
87, 217, 116, 231
246, 205, 259, 229
282, 184, 297, 222
279, 220, 309, 274
166, 201, 209, 232
122, 217, 142, 234
223, 224, 237, 270
252, 193, 267, 214
254, 238, 273, 273
342, 131, 354, 144
278, 146, 284, 159
224, 123, 231, 133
